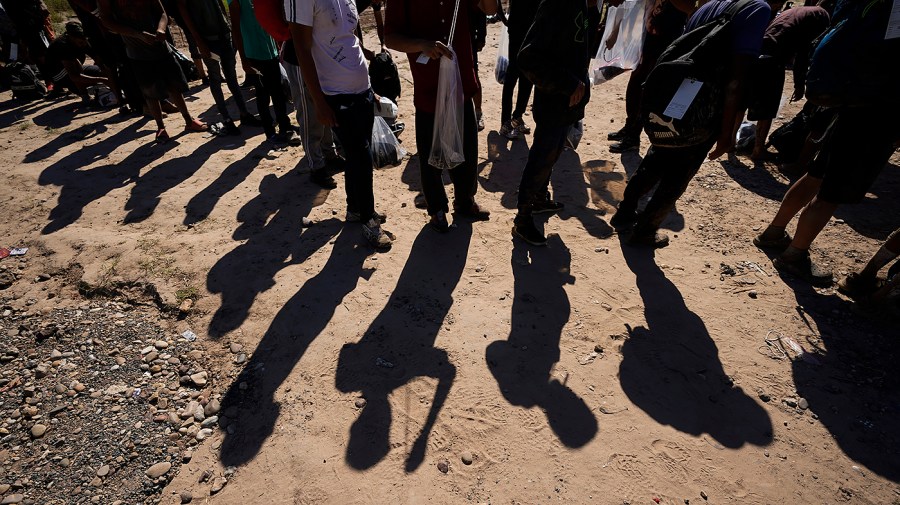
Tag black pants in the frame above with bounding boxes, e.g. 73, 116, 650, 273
415, 99, 479, 216
325, 90, 376, 222
203, 38, 248, 121
247, 57, 290, 136
623, 34, 673, 133
619, 139, 716, 233
500, 35, 533, 124
517, 121, 570, 212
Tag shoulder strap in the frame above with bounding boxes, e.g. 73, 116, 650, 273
448, 0, 462, 46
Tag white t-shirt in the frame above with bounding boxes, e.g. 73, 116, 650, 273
284, 0, 370, 95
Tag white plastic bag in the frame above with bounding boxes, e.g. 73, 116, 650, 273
428, 48, 466, 170
565, 120, 584, 151
735, 121, 756, 151
372, 116, 407, 168
590, 0, 648, 85
495, 24, 509, 84
374, 96, 398, 119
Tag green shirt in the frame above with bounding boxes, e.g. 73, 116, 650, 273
185, 0, 231, 41
228, 0, 277, 60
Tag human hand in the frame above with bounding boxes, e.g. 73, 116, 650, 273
314, 98, 338, 128
420, 40, 452, 60
569, 81, 585, 107
155, 29, 167, 42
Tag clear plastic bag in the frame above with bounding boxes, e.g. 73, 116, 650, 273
428, 48, 466, 170
590, 0, 648, 85
374, 96, 398, 119
495, 24, 509, 84
565, 120, 584, 151
372, 115, 407, 168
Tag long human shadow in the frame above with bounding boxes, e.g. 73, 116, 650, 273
39, 135, 174, 234
184, 143, 272, 226
206, 169, 333, 337
218, 225, 372, 467
122, 136, 247, 223
24, 113, 142, 164
764, 274, 900, 480
0, 95, 59, 129
617, 239, 773, 447
486, 235, 598, 448
335, 223, 472, 472
550, 150, 615, 239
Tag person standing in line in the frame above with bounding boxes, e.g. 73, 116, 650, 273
230, 0, 297, 144
498, 0, 539, 140
511, 0, 600, 246
178, 0, 262, 135
384, 0, 496, 232
285, 0, 394, 249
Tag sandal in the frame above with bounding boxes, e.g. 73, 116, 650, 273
837, 272, 881, 300
773, 253, 833, 287
155, 128, 170, 144
184, 119, 208, 133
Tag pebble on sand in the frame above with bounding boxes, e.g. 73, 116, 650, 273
461, 452, 474, 465
145, 461, 172, 479
30, 424, 47, 438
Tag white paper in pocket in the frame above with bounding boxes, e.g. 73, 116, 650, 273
663, 79, 704, 120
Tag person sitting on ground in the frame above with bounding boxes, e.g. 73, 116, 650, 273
384, 0, 496, 232
510, 0, 602, 246
43, 21, 120, 104
230, 0, 297, 144
744, 0, 831, 160
177, 0, 261, 135
838, 228, 900, 301
285, 0, 394, 249
98, 0, 208, 143
609, 0, 776, 248
607, 0, 695, 153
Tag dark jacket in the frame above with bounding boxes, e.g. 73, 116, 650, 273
517, 0, 593, 127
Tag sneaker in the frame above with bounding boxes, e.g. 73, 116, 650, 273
453, 201, 491, 221
531, 199, 564, 215
414, 193, 428, 209
773, 252, 833, 287
753, 228, 793, 251
280, 129, 301, 146
626, 230, 670, 248
311, 169, 337, 189
608, 125, 636, 142
476, 112, 485, 132
346, 210, 387, 223
609, 208, 637, 231
610, 136, 639, 153
512, 217, 548, 246
223, 120, 241, 136
500, 120, 520, 140
511, 117, 531, 135
363, 218, 393, 249
429, 211, 450, 233
837, 272, 880, 300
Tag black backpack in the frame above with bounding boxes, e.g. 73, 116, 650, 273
169, 43, 199, 82
8, 62, 47, 102
641, 0, 753, 148
368, 51, 401, 103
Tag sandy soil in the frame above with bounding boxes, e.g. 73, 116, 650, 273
1, 19, 899, 505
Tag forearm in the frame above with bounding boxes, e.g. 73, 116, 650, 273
229, 7, 247, 62
71, 73, 109, 88
718, 78, 743, 139
156, 4, 168, 34
374, 11, 385, 46
385, 31, 427, 54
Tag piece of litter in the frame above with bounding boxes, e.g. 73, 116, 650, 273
9, 247, 28, 256
598, 405, 628, 415
132, 388, 142, 398
182, 330, 198, 342
0, 248, 9, 260
578, 352, 598, 365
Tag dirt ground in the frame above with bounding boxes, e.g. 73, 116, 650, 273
1, 20, 899, 505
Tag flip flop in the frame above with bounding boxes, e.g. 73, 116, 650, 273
184, 119, 208, 133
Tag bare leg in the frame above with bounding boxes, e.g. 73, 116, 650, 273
769, 175, 822, 228
751, 119, 772, 159
148, 99, 165, 130
788, 197, 839, 251
167, 90, 193, 126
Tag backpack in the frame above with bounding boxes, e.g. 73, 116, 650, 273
641, 0, 754, 148
169, 43, 199, 82
8, 62, 47, 102
253, 0, 291, 43
805, 0, 899, 108
767, 110, 810, 163
368, 51, 401, 103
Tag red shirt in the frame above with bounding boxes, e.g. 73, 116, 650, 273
385, 0, 480, 113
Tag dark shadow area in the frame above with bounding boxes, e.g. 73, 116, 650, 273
24, 113, 140, 164
335, 223, 471, 472
782, 282, 900, 481
122, 136, 246, 223
618, 148, 643, 177
207, 170, 333, 337
486, 235, 598, 448
38, 133, 174, 234
550, 151, 614, 240
0, 97, 63, 131
476, 131, 530, 210
721, 157, 900, 241
217, 224, 372, 467
184, 143, 270, 226
618, 238, 773, 448
30, 100, 109, 129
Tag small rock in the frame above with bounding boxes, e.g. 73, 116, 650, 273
97, 465, 111, 477
190, 372, 208, 387
89, 477, 102, 487
234, 353, 247, 364
31, 424, 48, 438
798, 398, 809, 410
229, 343, 243, 354
210, 477, 227, 494
204, 400, 221, 417
179, 299, 194, 312
437, 460, 450, 474
182, 450, 193, 463
0, 485, 8, 494
145, 461, 172, 479
154, 340, 169, 349
758, 393, 771, 402
700, 491, 708, 500
354, 398, 367, 409
461, 452, 474, 465
198, 470, 213, 483
601, 302, 613, 311
783, 398, 798, 408
180, 491, 193, 504
1, 494, 24, 504
748, 290, 758, 299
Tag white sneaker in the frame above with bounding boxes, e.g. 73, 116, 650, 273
511, 117, 531, 135
499, 119, 520, 140
363, 218, 393, 249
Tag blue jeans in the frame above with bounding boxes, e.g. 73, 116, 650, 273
325, 90, 376, 221
517, 121, 570, 212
